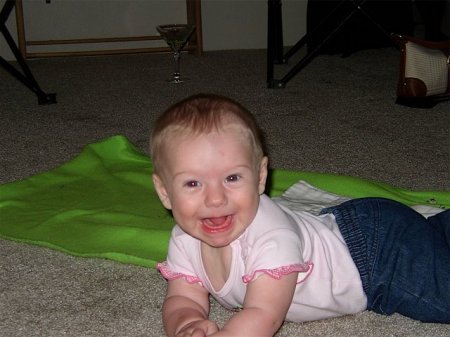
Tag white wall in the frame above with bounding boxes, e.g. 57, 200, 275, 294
202, 0, 307, 51
0, 0, 308, 60
2, 0, 450, 60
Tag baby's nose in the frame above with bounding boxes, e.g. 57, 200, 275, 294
205, 185, 227, 207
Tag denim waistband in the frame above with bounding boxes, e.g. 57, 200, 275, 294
321, 203, 369, 294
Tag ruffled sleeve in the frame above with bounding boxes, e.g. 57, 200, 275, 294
241, 195, 314, 284
156, 225, 203, 287
242, 262, 313, 284
157, 261, 203, 286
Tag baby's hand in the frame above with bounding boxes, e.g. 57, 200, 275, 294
176, 319, 219, 337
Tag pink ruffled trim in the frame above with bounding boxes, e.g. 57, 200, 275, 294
156, 262, 203, 286
242, 262, 314, 284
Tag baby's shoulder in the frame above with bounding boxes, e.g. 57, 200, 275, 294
257, 194, 297, 225
245, 195, 302, 242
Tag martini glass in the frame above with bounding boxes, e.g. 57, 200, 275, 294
156, 24, 196, 83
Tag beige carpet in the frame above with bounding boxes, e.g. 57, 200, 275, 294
1, 48, 449, 336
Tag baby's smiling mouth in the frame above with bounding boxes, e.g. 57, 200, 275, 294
201, 215, 233, 233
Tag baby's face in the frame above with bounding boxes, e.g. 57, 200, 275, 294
153, 124, 268, 248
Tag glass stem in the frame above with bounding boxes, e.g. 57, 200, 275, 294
173, 51, 181, 82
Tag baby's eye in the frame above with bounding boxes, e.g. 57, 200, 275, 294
225, 174, 241, 183
184, 180, 201, 188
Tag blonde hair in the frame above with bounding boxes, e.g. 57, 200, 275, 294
150, 93, 265, 174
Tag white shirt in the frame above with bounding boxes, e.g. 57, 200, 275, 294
158, 194, 367, 322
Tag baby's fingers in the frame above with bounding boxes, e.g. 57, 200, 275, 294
190, 328, 207, 337
204, 320, 219, 336
177, 319, 218, 337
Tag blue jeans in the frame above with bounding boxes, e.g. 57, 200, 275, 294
321, 198, 450, 323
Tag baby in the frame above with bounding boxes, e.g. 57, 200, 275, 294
150, 93, 450, 337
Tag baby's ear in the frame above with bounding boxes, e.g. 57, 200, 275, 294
258, 156, 269, 195
152, 174, 172, 209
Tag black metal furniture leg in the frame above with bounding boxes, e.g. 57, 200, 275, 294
278, 1, 365, 86
0, 0, 56, 105
267, 0, 391, 89
267, 0, 286, 88
283, 0, 349, 63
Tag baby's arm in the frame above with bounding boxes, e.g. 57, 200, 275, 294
212, 271, 298, 337
162, 278, 219, 337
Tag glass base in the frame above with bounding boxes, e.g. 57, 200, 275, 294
167, 75, 190, 83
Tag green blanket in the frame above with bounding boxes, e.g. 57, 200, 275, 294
1, 135, 448, 268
